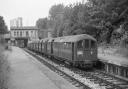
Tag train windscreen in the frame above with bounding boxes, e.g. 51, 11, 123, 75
91, 40, 96, 48
77, 40, 84, 49
85, 40, 89, 49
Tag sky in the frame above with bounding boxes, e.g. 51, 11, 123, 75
0, 0, 83, 29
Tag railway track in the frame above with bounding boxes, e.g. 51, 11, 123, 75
24, 49, 128, 89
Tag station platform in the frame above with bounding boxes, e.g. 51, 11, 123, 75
6, 46, 78, 89
98, 48, 128, 67
98, 48, 128, 81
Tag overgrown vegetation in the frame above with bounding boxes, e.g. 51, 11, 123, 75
0, 16, 8, 34
0, 43, 9, 89
36, 0, 128, 45
0, 16, 9, 89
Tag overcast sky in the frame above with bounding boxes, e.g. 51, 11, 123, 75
0, 0, 83, 28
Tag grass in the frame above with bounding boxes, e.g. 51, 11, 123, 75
99, 45, 128, 59
115, 47, 128, 58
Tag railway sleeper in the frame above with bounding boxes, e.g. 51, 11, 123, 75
89, 75, 122, 89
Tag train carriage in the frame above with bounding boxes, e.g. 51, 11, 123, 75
32, 40, 39, 52
47, 38, 54, 56
38, 39, 42, 53
35, 40, 39, 52
52, 37, 62, 59
33, 41, 36, 52
40, 38, 49, 55
43, 38, 49, 55
52, 34, 98, 68
40, 39, 45, 54
27, 41, 33, 50
27, 34, 98, 68
29, 41, 33, 51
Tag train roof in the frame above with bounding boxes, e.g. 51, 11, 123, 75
54, 37, 63, 42
39, 38, 49, 43
39, 39, 44, 42
54, 34, 96, 42
43, 38, 49, 42
28, 41, 33, 44
32, 39, 40, 43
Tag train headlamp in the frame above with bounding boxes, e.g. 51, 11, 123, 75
77, 51, 83, 55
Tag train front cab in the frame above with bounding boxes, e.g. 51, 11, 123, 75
75, 39, 97, 68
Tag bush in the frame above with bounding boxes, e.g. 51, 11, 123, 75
115, 47, 128, 58
0, 44, 9, 89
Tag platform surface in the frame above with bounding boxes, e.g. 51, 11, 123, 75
98, 48, 128, 67
6, 46, 78, 89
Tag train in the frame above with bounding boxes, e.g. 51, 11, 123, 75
27, 34, 128, 79
27, 34, 98, 68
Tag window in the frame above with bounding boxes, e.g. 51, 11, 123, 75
26, 31, 29, 37
31, 31, 33, 37
17, 31, 19, 37
91, 40, 96, 48
85, 40, 89, 48
14, 31, 16, 36
77, 40, 84, 49
31, 31, 33, 33
20, 31, 22, 37
63, 42, 71, 49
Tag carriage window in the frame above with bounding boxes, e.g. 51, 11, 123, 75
91, 40, 96, 48
63, 42, 71, 49
85, 40, 89, 48
77, 40, 83, 49
67, 42, 71, 48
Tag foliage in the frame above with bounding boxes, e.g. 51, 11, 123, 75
0, 16, 8, 34
0, 44, 9, 89
36, 18, 48, 29
36, 0, 128, 44
49, 4, 64, 21
48, 4, 65, 37
87, 0, 128, 43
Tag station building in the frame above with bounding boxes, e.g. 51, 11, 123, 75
10, 26, 39, 47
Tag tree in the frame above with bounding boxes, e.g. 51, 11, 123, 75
86, 0, 128, 43
0, 16, 8, 34
48, 4, 65, 37
49, 4, 64, 21
36, 18, 48, 29
46, 0, 128, 44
